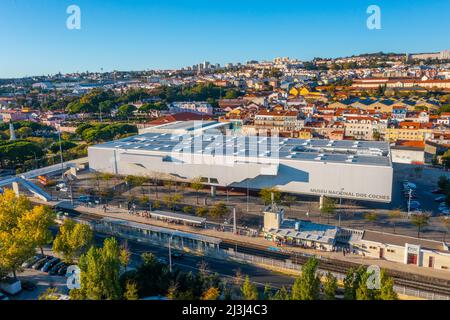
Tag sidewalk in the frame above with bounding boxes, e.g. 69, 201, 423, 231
38, 199, 450, 281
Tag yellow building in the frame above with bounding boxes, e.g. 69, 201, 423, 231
289, 87, 300, 97
385, 122, 433, 142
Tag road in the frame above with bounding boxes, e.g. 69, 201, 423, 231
94, 233, 295, 290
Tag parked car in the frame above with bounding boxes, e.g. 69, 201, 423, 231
78, 195, 90, 203
409, 201, 421, 210
172, 252, 184, 260
41, 257, 61, 272
431, 189, 444, 194
435, 196, 446, 202
157, 257, 168, 265
49, 262, 66, 275
21, 280, 37, 292
57, 265, 69, 276
0, 292, 9, 300
403, 181, 416, 190
32, 256, 52, 270
22, 254, 43, 268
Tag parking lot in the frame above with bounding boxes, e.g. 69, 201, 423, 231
1, 249, 71, 300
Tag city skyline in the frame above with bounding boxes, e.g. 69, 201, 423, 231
1, 0, 450, 78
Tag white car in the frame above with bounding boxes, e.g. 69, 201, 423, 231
439, 202, 448, 209
435, 196, 446, 202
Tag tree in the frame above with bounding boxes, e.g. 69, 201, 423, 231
124, 281, 139, 300
323, 272, 338, 300
196, 206, 209, 217
272, 286, 290, 300
201, 287, 220, 300
440, 216, 450, 242
241, 276, 259, 300
410, 213, 430, 238
75, 237, 125, 300
388, 209, 402, 234
291, 257, 321, 300
379, 270, 398, 300
53, 218, 93, 263
321, 197, 336, 224
262, 283, 272, 300
355, 270, 375, 300
117, 104, 137, 120
39, 287, 61, 300
18, 205, 55, 255
210, 202, 229, 219
182, 206, 193, 215
190, 178, 203, 205
163, 193, 183, 210
0, 190, 41, 279
16, 126, 33, 138
343, 267, 365, 300
121, 252, 171, 298
438, 175, 450, 190
259, 187, 281, 206
442, 150, 450, 169
364, 212, 378, 227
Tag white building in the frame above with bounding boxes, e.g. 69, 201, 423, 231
88, 131, 393, 203
170, 102, 213, 116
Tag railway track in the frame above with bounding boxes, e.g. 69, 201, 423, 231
220, 239, 450, 296
53, 205, 450, 297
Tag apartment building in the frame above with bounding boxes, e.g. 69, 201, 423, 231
385, 122, 433, 142
344, 116, 386, 141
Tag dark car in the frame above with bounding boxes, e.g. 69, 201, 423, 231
41, 257, 61, 272
431, 189, 444, 194
32, 256, 52, 270
21, 280, 37, 292
49, 262, 66, 275
22, 254, 44, 268
171, 252, 184, 260
58, 265, 69, 276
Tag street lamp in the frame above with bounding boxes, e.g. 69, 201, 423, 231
57, 122, 64, 180
407, 189, 412, 217
339, 188, 344, 227
168, 233, 174, 273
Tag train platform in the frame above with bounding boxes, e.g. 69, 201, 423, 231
34, 199, 450, 281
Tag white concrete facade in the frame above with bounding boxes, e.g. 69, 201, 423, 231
88, 133, 393, 203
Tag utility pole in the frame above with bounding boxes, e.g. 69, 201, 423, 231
339, 188, 343, 227
233, 208, 237, 234
168, 234, 173, 273
57, 123, 64, 180
407, 188, 412, 217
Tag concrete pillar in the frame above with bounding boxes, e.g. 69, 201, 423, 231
70, 167, 77, 177
12, 181, 20, 197
210, 185, 216, 198
319, 195, 324, 210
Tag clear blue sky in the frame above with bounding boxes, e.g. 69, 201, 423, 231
1, 0, 449, 78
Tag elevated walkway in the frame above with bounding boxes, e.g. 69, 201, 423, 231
0, 176, 52, 202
